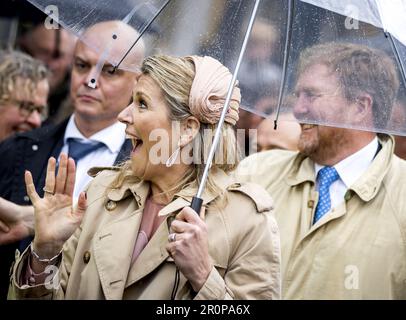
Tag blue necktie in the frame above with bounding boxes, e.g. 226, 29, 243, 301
313, 166, 339, 224
67, 138, 106, 164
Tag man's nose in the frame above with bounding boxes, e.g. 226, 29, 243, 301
82, 66, 100, 89
25, 110, 42, 128
293, 94, 309, 120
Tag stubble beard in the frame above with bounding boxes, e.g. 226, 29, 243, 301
298, 126, 345, 165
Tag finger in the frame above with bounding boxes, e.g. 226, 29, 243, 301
165, 243, 177, 258
55, 153, 68, 194
176, 206, 201, 223
200, 206, 206, 220
0, 220, 10, 233
74, 192, 87, 222
24, 170, 40, 205
170, 220, 190, 234
44, 157, 56, 198
64, 157, 76, 196
167, 231, 184, 243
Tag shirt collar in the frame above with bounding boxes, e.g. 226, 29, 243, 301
63, 114, 126, 153
314, 137, 379, 188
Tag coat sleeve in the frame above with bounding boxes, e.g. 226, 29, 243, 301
7, 169, 121, 300
193, 184, 281, 300
7, 225, 82, 300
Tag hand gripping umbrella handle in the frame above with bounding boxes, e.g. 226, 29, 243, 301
190, 196, 203, 216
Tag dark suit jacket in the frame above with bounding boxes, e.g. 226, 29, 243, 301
0, 118, 131, 299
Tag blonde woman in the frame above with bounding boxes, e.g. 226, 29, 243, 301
9, 55, 280, 300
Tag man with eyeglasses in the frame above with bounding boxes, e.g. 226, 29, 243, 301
0, 50, 49, 142
237, 42, 406, 299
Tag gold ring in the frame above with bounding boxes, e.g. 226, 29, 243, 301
43, 187, 54, 195
168, 233, 176, 243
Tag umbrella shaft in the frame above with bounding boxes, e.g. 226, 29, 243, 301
196, 0, 262, 198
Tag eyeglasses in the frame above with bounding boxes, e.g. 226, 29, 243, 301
18, 101, 47, 117
1, 99, 48, 119
293, 87, 341, 104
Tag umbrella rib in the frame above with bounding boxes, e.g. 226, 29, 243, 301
385, 32, 406, 93
274, 0, 295, 130
114, 0, 173, 71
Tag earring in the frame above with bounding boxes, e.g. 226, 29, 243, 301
165, 141, 181, 167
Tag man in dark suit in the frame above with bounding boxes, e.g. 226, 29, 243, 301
0, 20, 144, 298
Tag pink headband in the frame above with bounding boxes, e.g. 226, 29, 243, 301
187, 56, 240, 126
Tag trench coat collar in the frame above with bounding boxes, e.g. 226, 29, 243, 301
158, 169, 233, 217
349, 134, 394, 202
285, 134, 394, 202
285, 154, 316, 187
96, 169, 232, 293
106, 177, 150, 207
104, 168, 232, 212
126, 170, 232, 286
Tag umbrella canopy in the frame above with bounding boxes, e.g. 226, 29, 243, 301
277, 0, 406, 136
302, 0, 406, 46
25, 1, 286, 83
25, 0, 406, 135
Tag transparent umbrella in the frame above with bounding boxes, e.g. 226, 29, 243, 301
24, 0, 290, 212
26, 0, 406, 135
25, 0, 406, 192
25, 0, 284, 87
275, 0, 406, 137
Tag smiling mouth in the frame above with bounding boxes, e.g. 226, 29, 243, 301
127, 135, 143, 153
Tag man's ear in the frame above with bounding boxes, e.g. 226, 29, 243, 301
180, 116, 200, 147
353, 93, 373, 123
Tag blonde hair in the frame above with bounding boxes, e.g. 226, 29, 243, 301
0, 50, 48, 103
112, 55, 242, 202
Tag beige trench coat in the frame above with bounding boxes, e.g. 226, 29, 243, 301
237, 135, 406, 299
9, 169, 281, 300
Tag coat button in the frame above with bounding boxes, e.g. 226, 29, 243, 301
105, 200, 117, 211
344, 191, 352, 201
23, 195, 30, 202
83, 251, 91, 264
32, 144, 38, 151
307, 200, 315, 208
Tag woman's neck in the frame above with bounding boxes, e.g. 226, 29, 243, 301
149, 164, 192, 205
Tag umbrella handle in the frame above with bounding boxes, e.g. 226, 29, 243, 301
190, 196, 203, 216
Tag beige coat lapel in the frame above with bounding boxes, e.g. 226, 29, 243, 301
125, 171, 232, 287
93, 209, 142, 299
125, 214, 171, 287
93, 179, 149, 300
125, 197, 190, 287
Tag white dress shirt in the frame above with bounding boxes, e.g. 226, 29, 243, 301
60, 115, 126, 201
314, 137, 379, 209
